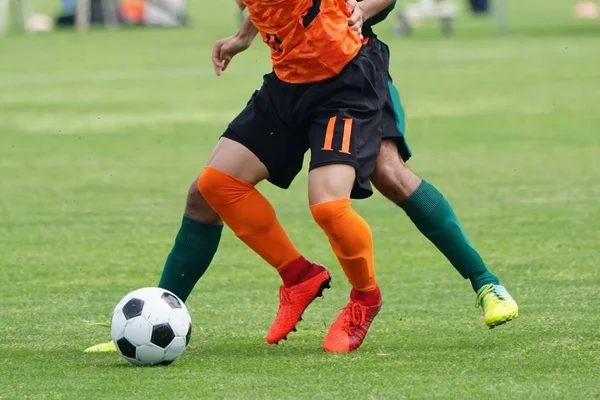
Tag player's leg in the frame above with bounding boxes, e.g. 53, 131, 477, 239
371, 78, 518, 328
199, 139, 330, 344
198, 137, 310, 275
84, 139, 266, 354
309, 163, 383, 353
157, 179, 223, 303
197, 86, 331, 344
363, 33, 517, 327
298, 48, 389, 352
86, 136, 303, 353
304, 89, 385, 352
309, 164, 379, 300
83, 185, 223, 354
86, 140, 269, 354
371, 139, 504, 293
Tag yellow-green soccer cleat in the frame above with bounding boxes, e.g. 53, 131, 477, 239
83, 320, 116, 353
476, 284, 519, 328
84, 341, 117, 353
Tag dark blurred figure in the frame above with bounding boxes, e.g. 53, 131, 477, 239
55, 0, 186, 28
469, 0, 489, 14
55, 0, 110, 27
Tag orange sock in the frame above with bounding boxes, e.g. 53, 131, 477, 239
198, 167, 302, 271
310, 198, 377, 292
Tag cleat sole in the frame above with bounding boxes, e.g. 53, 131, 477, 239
487, 311, 519, 329
301, 275, 332, 316
318, 280, 331, 296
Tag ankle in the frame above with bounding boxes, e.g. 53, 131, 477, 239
470, 271, 500, 293
351, 285, 382, 306
279, 257, 320, 287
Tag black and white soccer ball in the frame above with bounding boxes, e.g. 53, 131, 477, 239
110, 287, 192, 366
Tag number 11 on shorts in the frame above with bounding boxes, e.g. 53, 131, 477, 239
322, 116, 353, 154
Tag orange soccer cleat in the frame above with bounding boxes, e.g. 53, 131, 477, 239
266, 265, 332, 344
323, 295, 382, 353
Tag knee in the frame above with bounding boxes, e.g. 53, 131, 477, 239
372, 163, 405, 202
186, 178, 221, 225
373, 164, 419, 203
371, 142, 421, 203
308, 164, 356, 205
197, 166, 254, 202
310, 199, 372, 256
197, 167, 232, 205
310, 198, 351, 232
197, 168, 217, 199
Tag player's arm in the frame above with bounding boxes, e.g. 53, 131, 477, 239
363, 0, 396, 26
212, 16, 259, 76
347, 0, 396, 35
236, 14, 259, 44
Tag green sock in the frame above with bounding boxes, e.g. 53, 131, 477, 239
399, 180, 499, 292
158, 214, 223, 302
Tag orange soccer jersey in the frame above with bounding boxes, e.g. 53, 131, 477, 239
244, 0, 362, 84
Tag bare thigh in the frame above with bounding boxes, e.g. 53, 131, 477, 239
205, 137, 269, 185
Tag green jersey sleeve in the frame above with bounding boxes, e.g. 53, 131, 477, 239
364, 0, 396, 29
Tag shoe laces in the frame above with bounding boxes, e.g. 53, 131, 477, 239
476, 284, 505, 308
341, 302, 368, 333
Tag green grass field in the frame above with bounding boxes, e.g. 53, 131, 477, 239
1, 1, 600, 398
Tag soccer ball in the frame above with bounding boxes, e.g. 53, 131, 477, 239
110, 287, 192, 366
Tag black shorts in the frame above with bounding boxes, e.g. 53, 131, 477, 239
363, 34, 412, 162
223, 48, 386, 199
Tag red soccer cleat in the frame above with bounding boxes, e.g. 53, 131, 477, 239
266, 265, 331, 344
323, 297, 382, 353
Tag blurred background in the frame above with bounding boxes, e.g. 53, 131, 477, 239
2, 0, 599, 34
1, 1, 600, 398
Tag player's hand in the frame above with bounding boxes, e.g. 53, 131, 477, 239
212, 34, 252, 76
235, 0, 246, 11
346, 0, 357, 12
347, 2, 365, 39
